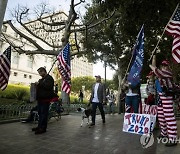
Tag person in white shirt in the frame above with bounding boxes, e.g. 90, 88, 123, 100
89, 75, 106, 126
107, 90, 115, 114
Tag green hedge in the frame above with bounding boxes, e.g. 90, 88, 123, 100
70, 95, 88, 104
0, 84, 30, 102
0, 84, 87, 104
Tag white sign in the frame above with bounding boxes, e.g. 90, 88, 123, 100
30, 83, 36, 102
123, 113, 151, 135
142, 105, 158, 132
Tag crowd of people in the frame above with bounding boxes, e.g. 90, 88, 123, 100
22, 61, 180, 147
120, 56, 180, 146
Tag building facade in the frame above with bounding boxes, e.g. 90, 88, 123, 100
0, 12, 93, 85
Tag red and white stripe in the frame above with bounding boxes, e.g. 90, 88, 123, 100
57, 43, 71, 94
165, 5, 180, 63
172, 36, 180, 63
0, 46, 11, 91
151, 67, 173, 89
57, 55, 71, 94
157, 94, 177, 140
165, 20, 180, 36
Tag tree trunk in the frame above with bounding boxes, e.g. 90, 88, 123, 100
116, 62, 123, 114
0, 0, 8, 35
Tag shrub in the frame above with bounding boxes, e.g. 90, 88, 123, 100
0, 84, 30, 102
70, 95, 78, 104
12, 89, 28, 100
0, 84, 89, 105
70, 95, 88, 104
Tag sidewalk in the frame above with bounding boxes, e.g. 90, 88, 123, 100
0, 114, 179, 154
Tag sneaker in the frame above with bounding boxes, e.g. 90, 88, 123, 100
89, 123, 95, 126
32, 127, 39, 131
35, 128, 46, 135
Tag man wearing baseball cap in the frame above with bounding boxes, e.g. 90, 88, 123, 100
89, 75, 106, 126
149, 56, 177, 146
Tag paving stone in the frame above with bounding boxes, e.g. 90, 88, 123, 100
0, 114, 180, 154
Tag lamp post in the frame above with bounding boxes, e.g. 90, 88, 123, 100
103, 56, 108, 87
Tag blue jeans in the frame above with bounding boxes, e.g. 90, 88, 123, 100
125, 95, 139, 113
38, 102, 50, 130
109, 102, 114, 114
92, 102, 105, 124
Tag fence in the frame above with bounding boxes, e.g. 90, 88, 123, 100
0, 103, 69, 122
0, 103, 119, 122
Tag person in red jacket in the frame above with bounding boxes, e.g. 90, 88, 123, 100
149, 57, 177, 146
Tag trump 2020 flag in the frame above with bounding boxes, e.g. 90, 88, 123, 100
127, 25, 144, 87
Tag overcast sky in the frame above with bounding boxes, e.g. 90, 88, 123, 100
5, 0, 115, 80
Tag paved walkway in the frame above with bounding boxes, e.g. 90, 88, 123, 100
0, 114, 180, 154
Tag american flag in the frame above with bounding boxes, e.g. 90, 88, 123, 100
165, 4, 180, 63
57, 43, 71, 94
0, 46, 11, 91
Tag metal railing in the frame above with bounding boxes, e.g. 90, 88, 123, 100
0, 104, 33, 120
0, 103, 119, 122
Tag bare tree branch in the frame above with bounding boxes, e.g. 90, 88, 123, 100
2, 1, 114, 58
15, 8, 62, 48
74, 0, 85, 7
71, 10, 116, 33
4, 20, 44, 51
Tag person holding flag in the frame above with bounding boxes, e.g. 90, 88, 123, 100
147, 4, 179, 146
32, 67, 55, 134
149, 56, 178, 146
122, 25, 144, 113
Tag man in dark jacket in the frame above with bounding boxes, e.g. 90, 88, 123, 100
32, 67, 54, 134
89, 75, 106, 126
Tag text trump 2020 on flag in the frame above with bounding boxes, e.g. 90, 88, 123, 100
127, 25, 144, 87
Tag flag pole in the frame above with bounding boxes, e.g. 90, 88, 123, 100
47, 43, 68, 74
47, 59, 57, 74
122, 47, 135, 82
122, 25, 144, 82
148, 3, 179, 62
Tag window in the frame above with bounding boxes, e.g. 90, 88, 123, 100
24, 74, 27, 78
14, 72, 17, 76
12, 52, 20, 64
27, 56, 33, 68
2, 25, 7, 32
29, 75, 32, 79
